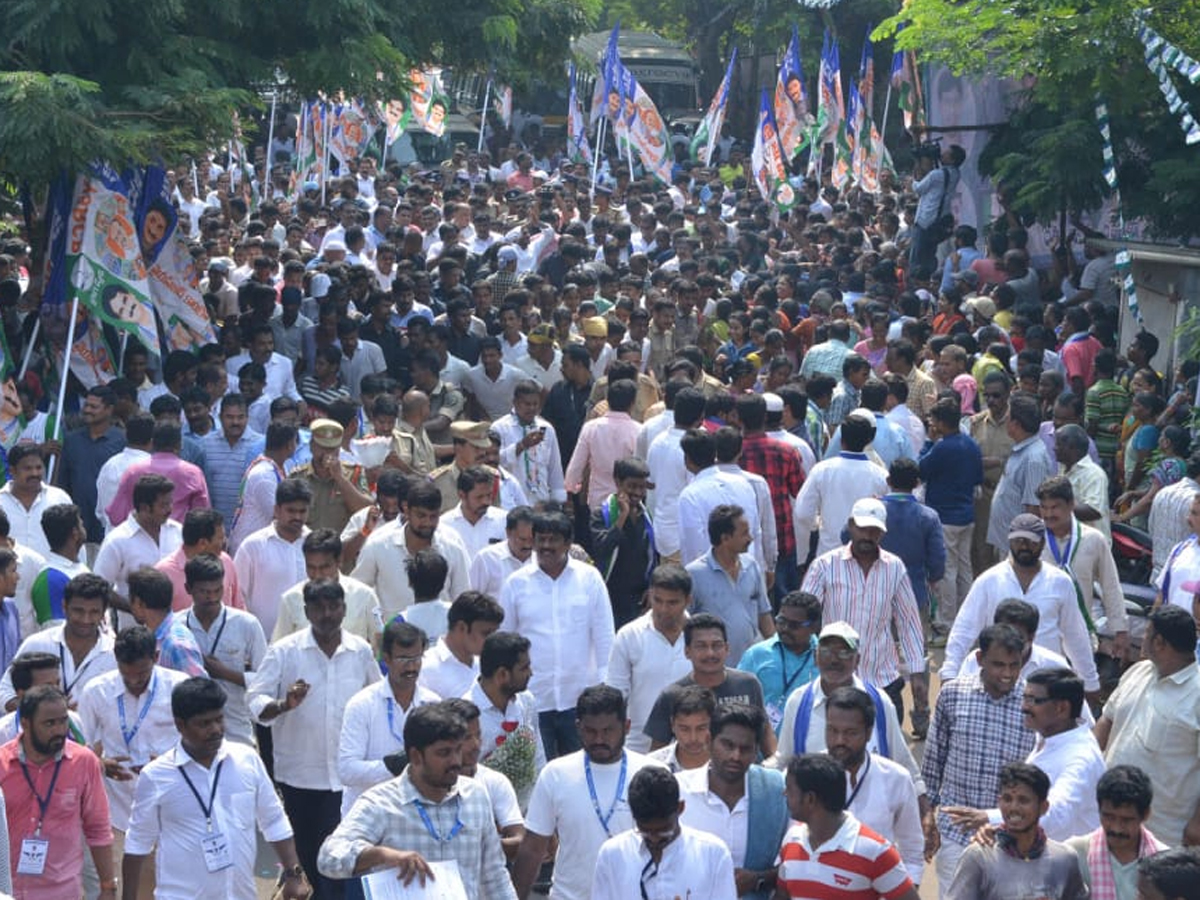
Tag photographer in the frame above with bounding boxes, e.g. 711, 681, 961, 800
909, 142, 966, 274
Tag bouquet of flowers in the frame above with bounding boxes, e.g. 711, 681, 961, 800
482, 720, 538, 799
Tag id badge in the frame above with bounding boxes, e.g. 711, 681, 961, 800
17, 837, 48, 875
201, 832, 233, 872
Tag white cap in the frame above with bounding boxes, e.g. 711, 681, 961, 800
849, 497, 888, 532
818, 621, 860, 650
310, 272, 331, 298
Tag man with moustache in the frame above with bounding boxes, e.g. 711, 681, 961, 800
318, 702, 517, 899
824, 686, 925, 884
512, 685, 664, 900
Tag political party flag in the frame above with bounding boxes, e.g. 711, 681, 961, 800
891, 29, 926, 134
692, 48, 737, 165
852, 29, 877, 185
64, 166, 161, 358
815, 30, 845, 149
594, 23, 622, 124
567, 64, 593, 164
751, 89, 796, 211
774, 27, 811, 161
328, 99, 376, 170
408, 68, 448, 136
627, 81, 673, 184
493, 84, 513, 129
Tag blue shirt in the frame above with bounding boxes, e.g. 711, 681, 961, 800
154, 611, 206, 678
686, 550, 771, 668
737, 634, 818, 735
825, 413, 913, 467
940, 247, 983, 293
919, 431, 984, 526
879, 493, 946, 606
200, 429, 266, 523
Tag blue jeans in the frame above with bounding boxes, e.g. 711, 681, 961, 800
539, 708, 581, 760
772, 552, 800, 610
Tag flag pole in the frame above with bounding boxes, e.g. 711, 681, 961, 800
264, 92, 278, 199
876, 78, 893, 187
627, 135, 635, 181
17, 317, 39, 380
321, 103, 332, 206
477, 80, 493, 155
591, 117, 606, 199
47, 296, 80, 483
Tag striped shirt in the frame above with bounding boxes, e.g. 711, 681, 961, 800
778, 813, 913, 900
1084, 378, 1129, 459
800, 546, 925, 689
200, 429, 265, 523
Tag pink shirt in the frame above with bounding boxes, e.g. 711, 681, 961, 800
563, 411, 641, 508
105, 453, 211, 527
155, 547, 245, 611
1061, 333, 1102, 389
0, 738, 111, 900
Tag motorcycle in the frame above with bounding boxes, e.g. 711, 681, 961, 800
1096, 522, 1156, 695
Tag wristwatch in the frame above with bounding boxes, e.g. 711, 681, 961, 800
283, 864, 305, 880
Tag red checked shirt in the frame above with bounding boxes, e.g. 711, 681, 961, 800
738, 432, 804, 562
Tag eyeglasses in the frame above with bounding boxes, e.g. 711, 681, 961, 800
775, 616, 816, 632
389, 653, 424, 665
817, 646, 856, 661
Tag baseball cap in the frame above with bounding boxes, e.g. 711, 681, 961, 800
528, 324, 556, 346
818, 621, 860, 650
964, 295, 996, 321
1009, 513, 1047, 542
850, 497, 888, 532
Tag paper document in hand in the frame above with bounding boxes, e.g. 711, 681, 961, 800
361, 859, 468, 900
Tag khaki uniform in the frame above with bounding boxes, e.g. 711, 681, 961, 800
587, 373, 661, 423
429, 462, 501, 512
392, 422, 436, 476
294, 462, 368, 533
968, 409, 1014, 573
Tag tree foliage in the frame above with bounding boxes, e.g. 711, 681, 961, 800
877, 0, 1200, 238
0, 0, 597, 190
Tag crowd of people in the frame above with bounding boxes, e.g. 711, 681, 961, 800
0, 133, 1197, 900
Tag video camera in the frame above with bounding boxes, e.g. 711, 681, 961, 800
912, 137, 944, 165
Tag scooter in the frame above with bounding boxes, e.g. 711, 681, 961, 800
1096, 522, 1156, 694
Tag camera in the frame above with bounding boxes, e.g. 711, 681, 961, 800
913, 138, 944, 165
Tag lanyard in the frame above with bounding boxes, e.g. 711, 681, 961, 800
585, 751, 627, 837
189, 609, 228, 658
413, 797, 464, 843
117, 675, 158, 749
59, 644, 95, 698
844, 753, 871, 810
1046, 519, 1080, 573
385, 698, 406, 746
777, 643, 813, 697
179, 759, 225, 832
20, 756, 64, 834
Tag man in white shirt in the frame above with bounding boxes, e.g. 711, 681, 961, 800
440, 466, 508, 556
500, 509, 615, 760
513, 685, 666, 900
0, 573, 117, 709
224, 324, 302, 405
182, 554, 267, 746
514, 324, 563, 393
647, 388, 705, 564
271, 529, 382, 652
0, 445, 73, 557
228, 423, 297, 554
792, 411, 889, 560
123, 677, 308, 900
940, 513, 1100, 694
606, 565, 693, 753
824, 686, 924, 883
351, 481, 472, 621
1148, 457, 1200, 583
677, 429, 762, 567
96, 413, 153, 535
421, 591, 505, 701
468, 506, 535, 597
232, 477, 310, 640
94, 473, 183, 607
489, 381, 567, 504
78, 625, 187, 899
676, 703, 789, 899
593, 766, 737, 900
337, 620, 440, 815
941, 667, 1104, 843
248, 579, 380, 897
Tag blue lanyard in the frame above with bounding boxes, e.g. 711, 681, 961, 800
385, 698, 406, 746
414, 797, 464, 843
117, 674, 158, 749
20, 756, 64, 834
585, 751, 627, 837
1046, 520, 1079, 572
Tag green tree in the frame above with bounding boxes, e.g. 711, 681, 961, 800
877, 0, 1200, 238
